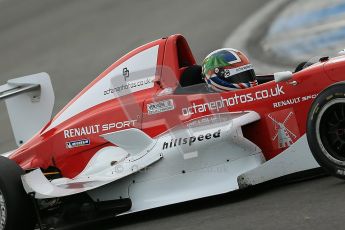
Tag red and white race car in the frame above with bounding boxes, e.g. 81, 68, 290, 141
0, 34, 344, 230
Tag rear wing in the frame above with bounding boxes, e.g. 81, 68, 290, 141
0, 73, 54, 146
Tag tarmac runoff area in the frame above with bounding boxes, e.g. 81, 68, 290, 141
263, 0, 345, 64
226, 0, 345, 73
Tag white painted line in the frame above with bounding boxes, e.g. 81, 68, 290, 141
223, 0, 290, 74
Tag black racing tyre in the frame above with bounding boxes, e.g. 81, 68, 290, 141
307, 82, 345, 179
0, 156, 36, 230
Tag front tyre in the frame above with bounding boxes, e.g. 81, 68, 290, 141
0, 156, 35, 230
307, 83, 345, 179
0, 190, 7, 230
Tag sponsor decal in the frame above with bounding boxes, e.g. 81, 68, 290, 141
182, 85, 285, 116
162, 130, 221, 150
267, 108, 300, 149
147, 99, 175, 115
273, 94, 317, 108
123, 67, 130, 81
66, 139, 90, 149
104, 76, 155, 95
101, 120, 137, 132
223, 64, 253, 78
64, 125, 100, 139
64, 120, 137, 139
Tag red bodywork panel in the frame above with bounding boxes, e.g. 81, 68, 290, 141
9, 35, 345, 178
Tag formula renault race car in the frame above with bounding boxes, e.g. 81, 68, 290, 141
0, 34, 344, 230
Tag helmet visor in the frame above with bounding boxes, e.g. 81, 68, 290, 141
227, 69, 256, 84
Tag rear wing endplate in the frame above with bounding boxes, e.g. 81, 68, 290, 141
0, 73, 55, 146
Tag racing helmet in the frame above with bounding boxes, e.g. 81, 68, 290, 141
202, 48, 257, 91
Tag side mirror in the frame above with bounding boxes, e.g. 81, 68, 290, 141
274, 71, 293, 83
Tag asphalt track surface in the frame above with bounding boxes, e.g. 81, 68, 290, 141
0, 1, 345, 230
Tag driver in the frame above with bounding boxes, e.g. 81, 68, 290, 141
202, 48, 258, 91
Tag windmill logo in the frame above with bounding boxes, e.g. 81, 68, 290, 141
267, 109, 300, 149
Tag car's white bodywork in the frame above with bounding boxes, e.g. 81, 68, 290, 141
22, 112, 263, 202
238, 134, 319, 188
20, 110, 320, 214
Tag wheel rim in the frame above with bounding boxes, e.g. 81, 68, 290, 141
0, 189, 7, 230
316, 98, 345, 166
